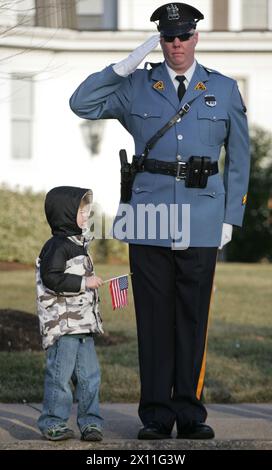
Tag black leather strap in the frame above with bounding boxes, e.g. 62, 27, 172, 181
138, 159, 218, 179
137, 101, 193, 167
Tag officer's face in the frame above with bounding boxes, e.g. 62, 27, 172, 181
160, 31, 198, 73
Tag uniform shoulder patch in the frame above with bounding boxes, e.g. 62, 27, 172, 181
153, 80, 164, 91
195, 82, 206, 91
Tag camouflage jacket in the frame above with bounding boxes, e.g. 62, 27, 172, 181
36, 249, 103, 350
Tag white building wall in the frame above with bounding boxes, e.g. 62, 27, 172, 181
0, 38, 136, 215
0, 74, 10, 169
0, 0, 34, 26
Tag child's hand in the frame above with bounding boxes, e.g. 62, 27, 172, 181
85, 275, 104, 289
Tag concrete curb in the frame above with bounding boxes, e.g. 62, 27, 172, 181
1, 403, 272, 450
1, 439, 272, 451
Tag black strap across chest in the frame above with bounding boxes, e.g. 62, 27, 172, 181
136, 97, 196, 169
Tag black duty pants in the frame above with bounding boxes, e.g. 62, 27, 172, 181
129, 244, 218, 433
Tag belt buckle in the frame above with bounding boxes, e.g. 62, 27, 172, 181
176, 161, 187, 181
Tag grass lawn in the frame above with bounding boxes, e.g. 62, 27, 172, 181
0, 262, 271, 403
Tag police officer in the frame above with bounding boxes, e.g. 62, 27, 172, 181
70, 3, 250, 439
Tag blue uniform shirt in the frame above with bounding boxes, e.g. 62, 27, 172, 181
70, 61, 250, 248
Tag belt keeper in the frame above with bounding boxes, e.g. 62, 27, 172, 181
176, 161, 186, 181
182, 103, 191, 113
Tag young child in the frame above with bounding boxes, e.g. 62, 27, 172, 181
36, 186, 104, 441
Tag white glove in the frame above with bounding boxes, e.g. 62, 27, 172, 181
113, 34, 160, 77
219, 223, 233, 250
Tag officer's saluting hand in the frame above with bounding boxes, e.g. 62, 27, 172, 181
113, 34, 160, 77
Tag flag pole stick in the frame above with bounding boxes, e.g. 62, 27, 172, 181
103, 272, 133, 284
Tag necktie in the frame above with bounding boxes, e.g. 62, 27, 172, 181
176, 75, 186, 101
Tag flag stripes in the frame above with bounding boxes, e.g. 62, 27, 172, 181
109, 275, 128, 309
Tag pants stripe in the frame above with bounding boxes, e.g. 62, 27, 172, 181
196, 263, 217, 400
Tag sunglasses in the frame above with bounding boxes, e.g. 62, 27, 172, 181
162, 32, 194, 42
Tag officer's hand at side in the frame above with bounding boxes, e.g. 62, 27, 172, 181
219, 223, 233, 250
85, 275, 104, 289
113, 34, 160, 77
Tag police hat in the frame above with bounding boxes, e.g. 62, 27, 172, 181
150, 3, 204, 35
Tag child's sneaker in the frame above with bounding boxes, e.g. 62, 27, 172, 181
81, 424, 103, 441
43, 424, 75, 441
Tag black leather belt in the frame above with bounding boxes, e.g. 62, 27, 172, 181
136, 158, 218, 180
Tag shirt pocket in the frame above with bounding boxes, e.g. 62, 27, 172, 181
198, 109, 229, 146
65, 295, 89, 327
197, 189, 226, 198
130, 103, 162, 141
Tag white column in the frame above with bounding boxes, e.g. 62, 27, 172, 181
229, 0, 242, 31
118, 0, 133, 30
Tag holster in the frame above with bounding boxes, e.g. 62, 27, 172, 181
119, 149, 137, 203
185, 156, 211, 189
118, 101, 195, 200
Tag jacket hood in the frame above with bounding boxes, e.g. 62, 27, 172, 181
45, 186, 92, 237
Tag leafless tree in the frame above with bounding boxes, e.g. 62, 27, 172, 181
0, 0, 78, 67
0, 0, 78, 36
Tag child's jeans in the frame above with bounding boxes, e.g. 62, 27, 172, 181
38, 335, 103, 433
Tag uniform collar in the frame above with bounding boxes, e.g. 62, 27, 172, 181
150, 60, 209, 81
150, 61, 211, 110
165, 60, 197, 86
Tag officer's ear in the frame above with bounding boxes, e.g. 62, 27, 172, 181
193, 31, 199, 46
160, 38, 166, 52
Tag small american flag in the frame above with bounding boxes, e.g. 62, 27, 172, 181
109, 275, 128, 310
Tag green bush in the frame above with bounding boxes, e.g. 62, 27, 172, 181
226, 126, 272, 262
0, 186, 50, 265
0, 186, 128, 265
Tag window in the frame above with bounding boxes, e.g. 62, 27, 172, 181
76, 0, 117, 30
242, 0, 268, 30
11, 75, 33, 160
77, 0, 103, 30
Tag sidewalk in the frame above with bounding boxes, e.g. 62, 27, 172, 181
1, 403, 272, 450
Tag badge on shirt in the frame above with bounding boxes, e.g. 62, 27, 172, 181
153, 81, 165, 91
242, 194, 248, 205
205, 94, 217, 107
195, 82, 206, 91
